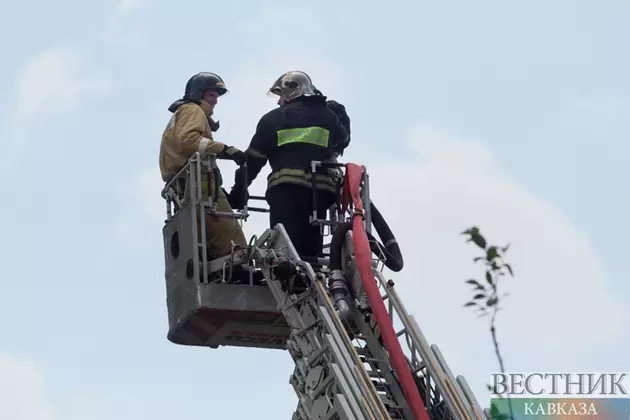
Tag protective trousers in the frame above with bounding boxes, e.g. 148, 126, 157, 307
197, 169, 247, 260
266, 183, 335, 259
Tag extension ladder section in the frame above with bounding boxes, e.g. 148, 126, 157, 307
251, 224, 392, 419
345, 250, 489, 420
245, 163, 489, 420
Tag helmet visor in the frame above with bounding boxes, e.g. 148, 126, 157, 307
266, 74, 284, 97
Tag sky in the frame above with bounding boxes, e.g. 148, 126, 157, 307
0, 0, 628, 418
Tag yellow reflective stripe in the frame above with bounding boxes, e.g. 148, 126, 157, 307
277, 126, 329, 147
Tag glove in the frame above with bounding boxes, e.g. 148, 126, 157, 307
227, 167, 248, 210
228, 186, 248, 210
208, 117, 220, 132
221, 145, 247, 166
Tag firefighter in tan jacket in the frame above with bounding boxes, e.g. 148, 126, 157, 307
160, 72, 247, 260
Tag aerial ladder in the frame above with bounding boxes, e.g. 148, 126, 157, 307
160, 152, 491, 420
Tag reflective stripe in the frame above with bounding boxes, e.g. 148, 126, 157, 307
277, 127, 329, 148
198, 137, 210, 156
267, 175, 337, 194
267, 168, 335, 184
266, 167, 337, 194
199, 168, 221, 200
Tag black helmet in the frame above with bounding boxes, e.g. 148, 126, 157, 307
184, 72, 228, 101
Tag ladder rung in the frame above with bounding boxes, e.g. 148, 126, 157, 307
295, 319, 322, 337
411, 361, 426, 374
282, 291, 312, 311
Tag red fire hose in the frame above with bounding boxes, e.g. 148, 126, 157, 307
344, 163, 430, 420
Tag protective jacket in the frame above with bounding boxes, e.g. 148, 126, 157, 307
159, 98, 247, 259
159, 100, 227, 182
241, 95, 348, 195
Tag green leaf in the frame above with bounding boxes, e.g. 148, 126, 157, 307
461, 226, 479, 236
472, 232, 487, 249
485, 271, 493, 284
487, 296, 498, 306
473, 293, 486, 300
475, 284, 485, 291
473, 256, 484, 263
466, 279, 480, 286
463, 301, 476, 307
486, 246, 498, 260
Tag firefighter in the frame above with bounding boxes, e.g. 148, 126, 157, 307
160, 72, 248, 261
228, 71, 349, 259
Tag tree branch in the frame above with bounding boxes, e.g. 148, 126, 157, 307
460, 226, 515, 420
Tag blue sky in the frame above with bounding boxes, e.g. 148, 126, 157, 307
0, 0, 628, 418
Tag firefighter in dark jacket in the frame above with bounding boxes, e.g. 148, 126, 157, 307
229, 71, 349, 259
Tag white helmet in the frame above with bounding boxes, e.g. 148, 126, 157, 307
267, 70, 317, 102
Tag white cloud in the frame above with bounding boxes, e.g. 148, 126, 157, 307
0, 352, 55, 420
1, 47, 111, 170
116, 166, 166, 248
12, 47, 111, 124
364, 122, 628, 401
0, 350, 267, 420
102, 0, 152, 47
